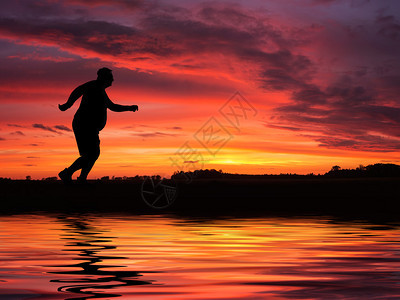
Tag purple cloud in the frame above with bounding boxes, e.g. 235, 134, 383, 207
32, 123, 57, 133
54, 125, 72, 132
132, 131, 179, 138
7, 124, 25, 128
10, 131, 25, 136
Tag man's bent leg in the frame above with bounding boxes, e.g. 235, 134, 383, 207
77, 132, 100, 182
78, 149, 100, 181
60, 125, 100, 184
67, 157, 83, 173
59, 128, 86, 183
59, 156, 83, 183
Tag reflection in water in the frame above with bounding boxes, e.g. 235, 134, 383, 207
1, 214, 400, 299
48, 216, 154, 299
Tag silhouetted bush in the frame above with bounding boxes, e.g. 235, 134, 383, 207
325, 163, 400, 178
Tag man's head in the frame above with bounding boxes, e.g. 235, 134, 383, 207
97, 67, 114, 88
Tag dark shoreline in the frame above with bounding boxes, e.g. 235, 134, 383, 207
1, 178, 400, 219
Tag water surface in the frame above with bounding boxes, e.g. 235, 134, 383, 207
0, 214, 399, 299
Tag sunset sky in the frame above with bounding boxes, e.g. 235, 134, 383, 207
1, 0, 400, 179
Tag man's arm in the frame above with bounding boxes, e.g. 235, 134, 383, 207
106, 95, 138, 112
58, 83, 86, 111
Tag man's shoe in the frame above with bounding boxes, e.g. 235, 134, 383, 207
59, 168, 73, 184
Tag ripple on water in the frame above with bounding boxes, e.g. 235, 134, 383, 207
0, 214, 399, 299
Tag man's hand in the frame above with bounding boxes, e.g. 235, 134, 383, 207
131, 105, 139, 112
59, 104, 68, 111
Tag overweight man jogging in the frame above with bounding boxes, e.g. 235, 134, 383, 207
58, 67, 138, 184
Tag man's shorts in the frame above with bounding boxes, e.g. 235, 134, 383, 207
72, 120, 100, 157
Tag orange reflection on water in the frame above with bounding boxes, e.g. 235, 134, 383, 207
0, 214, 400, 299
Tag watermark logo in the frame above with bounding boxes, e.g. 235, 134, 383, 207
170, 91, 257, 183
169, 142, 205, 171
219, 91, 257, 131
140, 176, 178, 209
194, 116, 233, 156
142, 91, 257, 209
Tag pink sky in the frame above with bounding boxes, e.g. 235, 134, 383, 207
0, 0, 400, 179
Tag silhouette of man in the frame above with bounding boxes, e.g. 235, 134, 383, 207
58, 68, 138, 184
